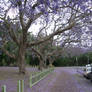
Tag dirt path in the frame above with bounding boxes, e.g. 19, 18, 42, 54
31, 67, 80, 92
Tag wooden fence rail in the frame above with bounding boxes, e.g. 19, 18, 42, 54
1, 67, 54, 92
30, 67, 54, 87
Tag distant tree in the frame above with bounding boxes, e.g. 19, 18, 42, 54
32, 30, 80, 70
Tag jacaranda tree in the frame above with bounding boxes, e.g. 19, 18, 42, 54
0, 0, 92, 74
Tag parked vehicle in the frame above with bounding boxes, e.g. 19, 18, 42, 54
86, 72, 92, 81
84, 64, 92, 80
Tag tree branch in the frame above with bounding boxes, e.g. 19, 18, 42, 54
27, 22, 75, 47
6, 21, 19, 45
18, 1, 25, 30
31, 48, 42, 58
25, 12, 43, 31
1, 47, 16, 59
24, 0, 27, 8
0, 38, 16, 59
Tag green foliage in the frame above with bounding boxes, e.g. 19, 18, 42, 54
0, 40, 92, 67
53, 52, 92, 66
0, 52, 16, 66
0, 40, 17, 66
26, 55, 39, 66
53, 57, 75, 66
2, 59, 7, 66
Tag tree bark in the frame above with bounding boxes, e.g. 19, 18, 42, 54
17, 45, 26, 74
48, 57, 54, 67
38, 56, 44, 71
43, 57, 47, 68
39, 59, 43, 71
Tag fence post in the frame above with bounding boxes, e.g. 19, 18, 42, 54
17, 80, 24, 92
17, 80, 21, 92
30, 74, 32, 88
2, 85, 6, 92
21, 80, 24, 92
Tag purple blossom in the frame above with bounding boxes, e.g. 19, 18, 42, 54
86, 9, 92, 13
53, 0, 58, 2
7, 0, 92, 20
88, 26, 92, 31
37, 0, 44, 4
62, 1, 67, 5
45, 0, 50, 6
80, 5, 86, 11
0, 20, 2, 23
37, 6, 45, 13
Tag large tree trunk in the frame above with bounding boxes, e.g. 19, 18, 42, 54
17, 45, 26, 74
39, 59, 44, 71
38, 56, 44, 71
43, 57, 47, 69
48, 57, 54, 67
44, 60, 47, 68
